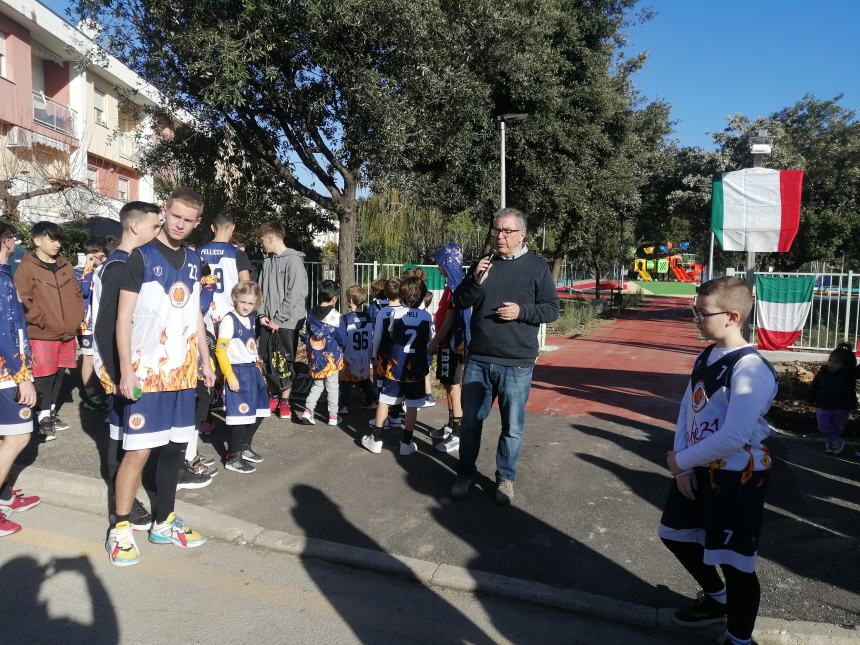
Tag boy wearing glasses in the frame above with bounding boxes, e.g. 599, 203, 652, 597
660, 277, 777, 645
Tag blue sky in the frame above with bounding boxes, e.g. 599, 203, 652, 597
44, 0, 859, 152
624, 1, 860, 148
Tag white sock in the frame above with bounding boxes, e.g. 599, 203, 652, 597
724, 630, 751, 645
707, 587, 727, 604
185, 434, 198, 462
37, 410, 51, 421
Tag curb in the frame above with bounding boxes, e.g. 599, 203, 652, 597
14, 466, 859, 644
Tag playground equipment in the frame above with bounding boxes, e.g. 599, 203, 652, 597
634, 258, 652, 281
630, 242, 703, 284
668, 254, 703, 282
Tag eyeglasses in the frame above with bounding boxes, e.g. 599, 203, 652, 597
691, 307, 730, 322
491, 227, 522, 237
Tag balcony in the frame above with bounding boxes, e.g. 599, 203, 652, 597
117, 133, 140, 163
32, 91, 77, 137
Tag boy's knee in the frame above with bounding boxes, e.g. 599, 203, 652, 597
122, 448, 151, 465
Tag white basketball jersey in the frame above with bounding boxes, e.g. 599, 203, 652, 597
199, 241, 240, 333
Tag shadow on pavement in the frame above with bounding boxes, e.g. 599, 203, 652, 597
0, 554, 119, 644
290, 484, 496, 644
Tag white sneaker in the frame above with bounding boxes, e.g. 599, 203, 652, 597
106, 521, 140, 567
338, 405, 349, 415
429, 425, 452, 440
361, 434, 383, 454
435, 434, 460, 453
301, 410, 316, 425
399, 441, 417, 456
328, 416, 339, 426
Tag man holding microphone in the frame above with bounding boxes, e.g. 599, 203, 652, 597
450, 208, 560, 505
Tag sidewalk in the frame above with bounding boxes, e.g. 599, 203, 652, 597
13, 297, 859, 638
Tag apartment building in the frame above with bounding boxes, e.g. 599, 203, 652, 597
0, 0, 170, 222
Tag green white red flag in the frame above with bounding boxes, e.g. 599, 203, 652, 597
755, 275, 814, 350
712, 168, 804, 252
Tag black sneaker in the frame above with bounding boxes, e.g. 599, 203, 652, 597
52, 415, 70, 430
225, 455, 256, 474
242, 448, 264, 463
189, 455, 218, 477
672, 592, 728, 627
176, 464, 213, 490
130, 499, 153, 531
38, 417, 57, 442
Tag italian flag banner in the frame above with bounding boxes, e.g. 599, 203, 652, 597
755, 275, 814, 350
712, 168, 804, 252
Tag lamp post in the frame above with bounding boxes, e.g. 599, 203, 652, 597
495, 112, 528, 209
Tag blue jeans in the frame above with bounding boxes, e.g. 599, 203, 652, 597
457, 359, 534, 482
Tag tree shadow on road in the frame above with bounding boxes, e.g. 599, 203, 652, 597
0, 554, 118, 644
290, 484, 497, 644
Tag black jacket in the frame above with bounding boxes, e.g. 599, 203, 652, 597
807, 365, 859, 410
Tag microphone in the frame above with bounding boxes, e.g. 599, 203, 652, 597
474, 251, 496, 282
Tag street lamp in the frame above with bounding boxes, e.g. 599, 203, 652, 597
495, 112, 528, 209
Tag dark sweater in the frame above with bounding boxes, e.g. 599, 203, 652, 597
807, 364, 859, 410
454, 250, 559, 366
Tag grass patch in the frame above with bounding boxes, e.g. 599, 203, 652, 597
550, 299, 605, 337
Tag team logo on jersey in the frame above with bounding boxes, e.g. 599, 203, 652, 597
238, 402, 250, 414
129, 413, 146, 430
691, 380, 708, 413
153, 266, 163, 277
19, 407, 32, 420
169, 281, 190, 308
310, 337, 326, 350
246, 338, 257, 353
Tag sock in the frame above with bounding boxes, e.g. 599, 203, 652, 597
707, 587, 728, 605
38, 410, 50, 421
402, 430, 413, 445
114, 513, 130, 527
372, 426, 383, 442
723, 631, 751, 645
451, 417, 462, 435
0, 480, 12, 501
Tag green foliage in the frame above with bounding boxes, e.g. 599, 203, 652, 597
9, 221, 91, 265
552, 299, 603, 337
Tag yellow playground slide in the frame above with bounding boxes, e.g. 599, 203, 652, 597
634, 259, 652, 281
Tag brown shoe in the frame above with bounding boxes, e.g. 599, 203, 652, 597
495, 479, 514, 506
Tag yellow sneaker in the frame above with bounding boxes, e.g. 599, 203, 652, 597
148, 512, 207, 548
106, 521, 140, 566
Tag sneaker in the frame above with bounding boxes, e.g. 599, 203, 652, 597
716, 634, 759, 645
0, 510, 22, 537
195, 452, 217, 467
435, 434, 460, 453
176, 465, 213, 490
242, 448, 264, 463
225, 454, 256, 473
360, 400, 378, 410
83, 392, 106, 411
672, 592, 728, 627
38, 417, 56, 442
450, 473, 475, 500
423, 394, 436, 408
148, 512, 207, 548
361, 433, 383, 454
268, 397, 279, 413
300, 409, 316, 425
130, 499, 153, 531
399, 441, 417, 456
52, 414, 70, 430
0, 489, 41, 514
277, 400, 292, 419
189, 455, 218, 477
338, 405, 349, 415
495, 478, 514, 506
106, 521, 140, 566
327, 416, 339, 426
198, 420, 216, 435
831, 438, 846, 456
429, 424, 452, 440
825, 440, 834, 454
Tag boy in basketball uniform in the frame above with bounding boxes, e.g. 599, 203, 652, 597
198, 210, 253, 333
338, 285, 376, 413
76, 238, 107, 410
368, 277, 403, 431
660, 277, 778, 645
362, 275, 433, 455
107, 188, 215, 567
0, 223, 40, 537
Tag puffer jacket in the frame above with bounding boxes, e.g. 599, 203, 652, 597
13, 252, 84, 341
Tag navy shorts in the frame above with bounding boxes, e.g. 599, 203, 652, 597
0, 387, 34, 436
436, 348, 465, 386
378, 378, 425, 408
77, 333, 94, 356
122, 389, 196, 450
225, 363, 271, 425
106, 395, 128, 441
658, 466, 769, 573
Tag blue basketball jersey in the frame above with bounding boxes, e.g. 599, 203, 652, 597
376, 307, 433, 382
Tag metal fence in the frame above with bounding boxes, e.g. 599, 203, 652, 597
751, 271, 860, 352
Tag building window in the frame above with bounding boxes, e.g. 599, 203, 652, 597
94, 89, 106, 126
87, 166, 97, 190
0, 32, 7, 79
118, 176, 128, 201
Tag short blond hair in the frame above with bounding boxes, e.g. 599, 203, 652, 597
166, 187, 204, 214
231, 280, 262, 308
698, 277, 753, 321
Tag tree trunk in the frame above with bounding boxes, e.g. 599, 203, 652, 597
593, 263, 601, 299
551, 241, 569, 281
337, 194, 358, 312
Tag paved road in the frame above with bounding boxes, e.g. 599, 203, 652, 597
1, 504, 696, 645
15, 298, 860, 628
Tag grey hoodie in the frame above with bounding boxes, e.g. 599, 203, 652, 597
258, 248, 308, 329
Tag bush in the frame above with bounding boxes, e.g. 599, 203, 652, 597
10, 221, 93, 265
552, 299, 603, 337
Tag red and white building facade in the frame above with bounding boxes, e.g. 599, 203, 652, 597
0, 0, 170, 221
